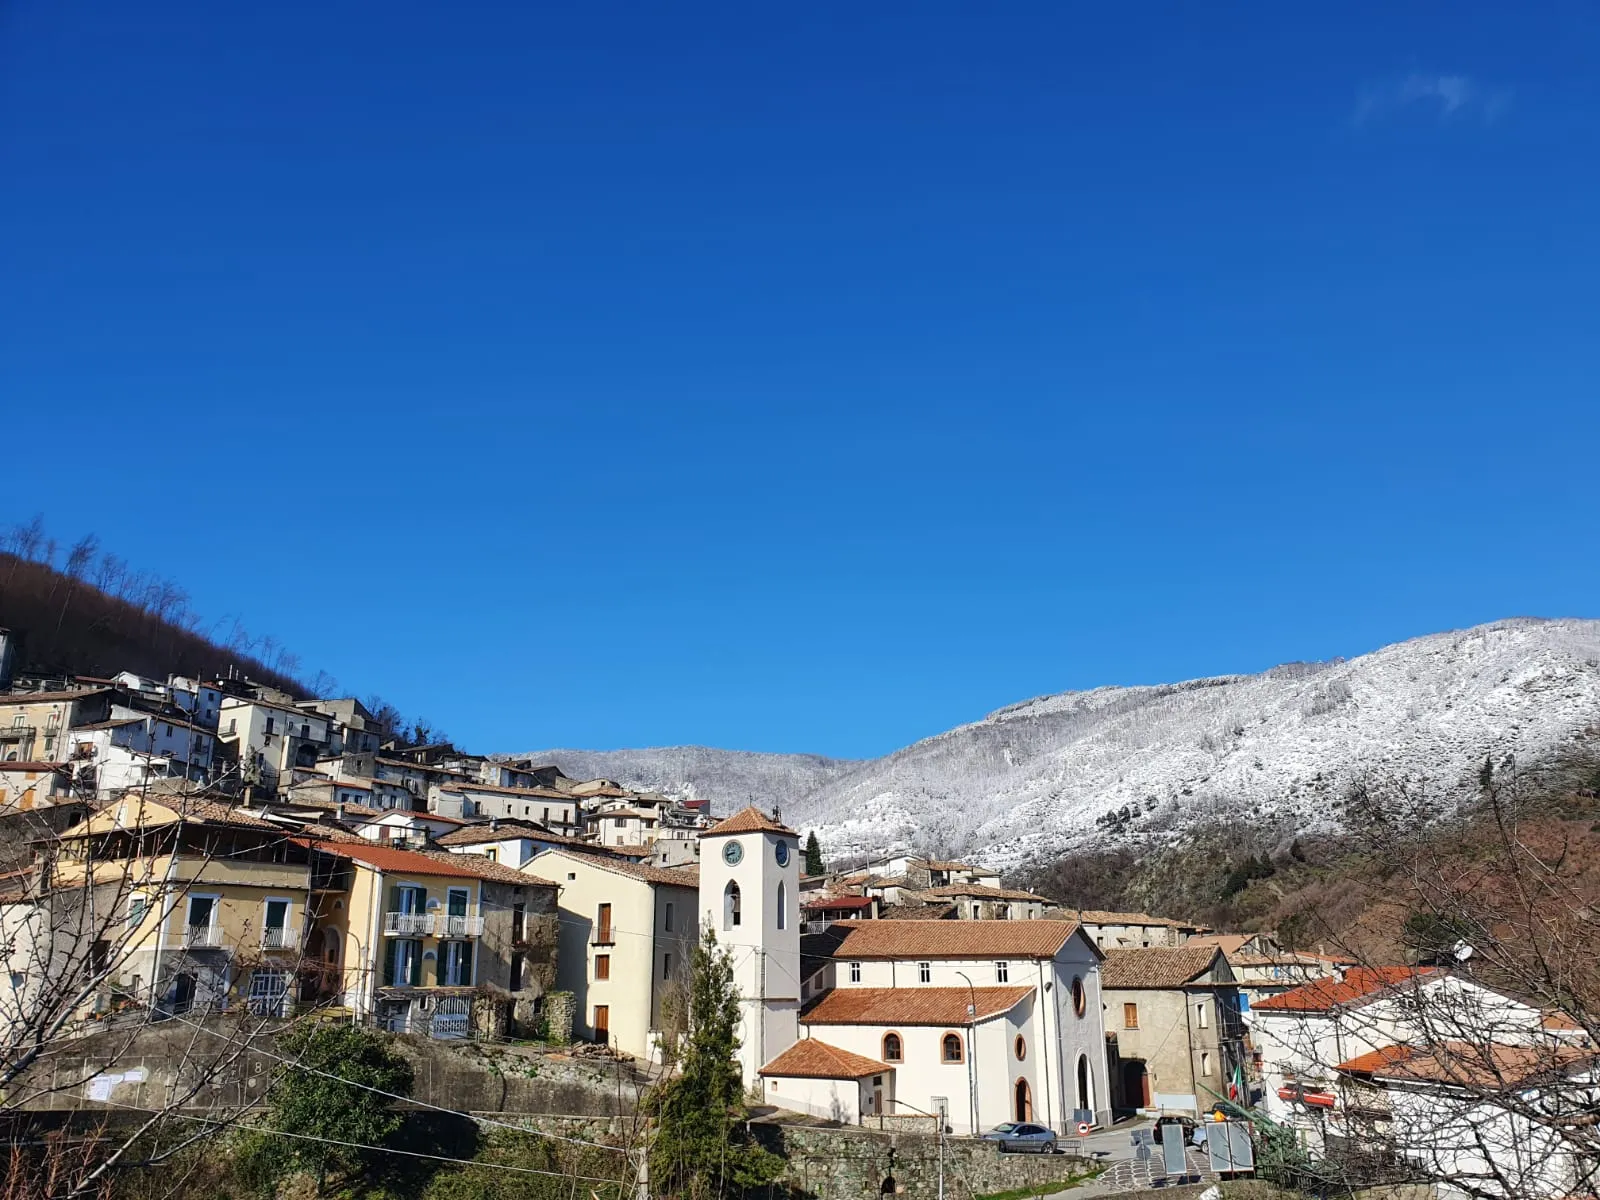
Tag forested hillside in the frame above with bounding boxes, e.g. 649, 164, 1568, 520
0, 515, 310, 694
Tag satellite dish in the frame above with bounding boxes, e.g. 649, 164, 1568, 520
1452, 940, 1475, 962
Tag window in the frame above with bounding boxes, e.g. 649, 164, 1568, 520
882, 1032, 903, 1062
484, 848, 497, 863
596, 903, 613, 944
723, 882, 741, 930
265, 717, 275, 735
1071, 976, 1087, 1018
127, 895, 149, 927
972, 903, 981, 919
918, 962, 931, 984
299, 723, 310, 739
509, 952, 524, 992
662, 953, 672, 980
384, 939, 423, 986
997, 905, 1010, 920
849, 961, 861, 983
941, 1033, 964, 1063
263, 898, 290, 947
1014, 1035, 1026, 1061
664, 902, 674, 932
1197, 1002, 1208, 1028
614, 816, 625, 828
1123, 1002, 1139, 1029
512, 902, 525, 943
595, 955, 611, 980
247, 970, 289, 1017
1201, 1052, 1212, 1076
439, 941, 473, 986
995, 960, 1009, 983
185, 894, 216, 935
777, 881, 787, 930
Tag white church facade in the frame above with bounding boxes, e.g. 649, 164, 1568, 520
697, 806, 1113, 1135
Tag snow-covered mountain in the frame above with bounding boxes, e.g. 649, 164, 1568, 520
525, 619, 1600, 868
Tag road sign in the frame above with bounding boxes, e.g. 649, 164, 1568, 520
1076, 1122, 1092, 1136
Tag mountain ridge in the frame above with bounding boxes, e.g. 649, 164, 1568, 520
522, 617, 1600, 867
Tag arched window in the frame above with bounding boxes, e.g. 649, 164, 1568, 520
882, 1032, 903, 1062
1076, 1053, 1093, 1114
776, 880, 787, 930
941, 1032, 964, 1064
1014, 1035, 1026, 1061
1071, 976, 1087, 1018
723, 881, 741, 930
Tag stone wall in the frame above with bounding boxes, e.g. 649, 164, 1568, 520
753, 1122, 1097, 1200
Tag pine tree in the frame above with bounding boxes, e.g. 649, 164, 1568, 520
648, 929, 782, 1199
803, 830, 824, 876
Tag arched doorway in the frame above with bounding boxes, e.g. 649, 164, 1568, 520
1014, 1077, 1033, 1122
1076, 1054, 1093, 1115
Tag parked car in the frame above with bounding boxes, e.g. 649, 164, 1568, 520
981, 1123, 1058, 1153
1152, 1117, 1200, 1146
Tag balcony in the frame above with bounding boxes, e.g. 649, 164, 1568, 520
435, 912, 484, 938
183, 923, 224, 949
384, 912, 434, 936
261, 925, 295, 950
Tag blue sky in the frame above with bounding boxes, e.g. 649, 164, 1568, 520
3, 2, 1599, 759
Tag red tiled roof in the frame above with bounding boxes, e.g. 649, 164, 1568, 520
829, 919, 1084, 960
760, 1039, 890, 1079
1100, 946, 1225, 989
704, 805, 796, 837
297, 838, 552, 887
0, 688, 109, 706
803, 986, 1033, 1026
531, 847, 699, 889
1252, 966, 1439, 1013
924, 884, 1049, 902
1337, 1041, 1599, 1088
804, 895, 875, 911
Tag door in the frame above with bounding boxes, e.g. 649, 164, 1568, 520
593, 1004, 609, 1042
263, 899, 290, 948
186, 896, 216, 940
1014, 1077, 1033, 1122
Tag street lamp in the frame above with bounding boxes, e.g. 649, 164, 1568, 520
955, 969, 980, 1136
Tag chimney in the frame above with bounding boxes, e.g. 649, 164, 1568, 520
490, 817, 499, 832
335, 802, 345, 822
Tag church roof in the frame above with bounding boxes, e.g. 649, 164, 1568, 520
759, 1039, 890, 1079
703, 805, 796, 837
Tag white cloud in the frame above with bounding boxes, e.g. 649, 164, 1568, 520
1354, 72, 1511, 126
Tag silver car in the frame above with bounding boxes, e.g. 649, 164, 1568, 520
981, 1122, 1059, 1153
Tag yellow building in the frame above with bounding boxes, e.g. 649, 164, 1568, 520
296, 838, 559, 1037
52, 794, 315, 1017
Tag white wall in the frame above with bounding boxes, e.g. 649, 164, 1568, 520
760, 1072, 878, 1123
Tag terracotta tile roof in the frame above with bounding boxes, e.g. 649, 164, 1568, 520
298, 838, 552, 887
1187, 934, 1254, 955
704, 805, 796, 837
1100, 946, 1226, 990
0, 763, 69, 774
435, 820, 552, 847
0, 688, 109, 706
531, 847, 699, 889
760, 1038, 891, 1079
925, 884, 1049, 903
438, 781, 576, 800
803, 986, 1033, 1026
1337, 1041, 1599, 1088
1057, 909, 1202, 928
1252, 966, 1439, 1013
920, 859, 977, 872
68, 718, 146, 732
803, 895, 875, 911
828, 919, 1082, 960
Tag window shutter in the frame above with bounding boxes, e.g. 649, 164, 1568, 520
383, 939, 397, 987
463, 942, 474, 987
437, 944, 447, 986
409, 942, 423, 987
388, 885, 401, 914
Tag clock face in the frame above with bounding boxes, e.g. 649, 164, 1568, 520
774, 840, 790, 867
722, 840, 744, 866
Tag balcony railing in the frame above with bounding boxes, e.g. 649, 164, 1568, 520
183, 923, 223, 948
436, 913, 484, 938
261, 925, 295, 950
384, 912, 434, 936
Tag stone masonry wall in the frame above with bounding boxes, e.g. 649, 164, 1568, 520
753, 1122, 1097, 1200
